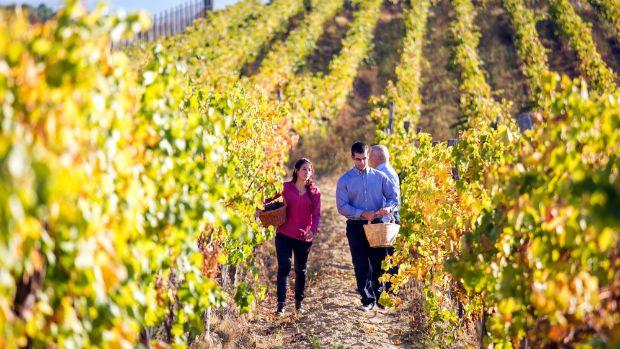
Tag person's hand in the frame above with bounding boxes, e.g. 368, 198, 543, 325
361, 211, 376, 221
299, 229, 314, 239
376, 207, 392, 216
307, 230, 315, 240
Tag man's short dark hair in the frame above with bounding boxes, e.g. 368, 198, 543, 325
351, 142, 369, 156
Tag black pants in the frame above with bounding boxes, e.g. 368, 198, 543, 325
275, 233, 312, 303
346, 219, 387, 306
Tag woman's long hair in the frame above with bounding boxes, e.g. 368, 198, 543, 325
292, 158, 318, 197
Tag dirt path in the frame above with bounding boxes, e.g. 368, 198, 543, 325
242, 176, 415, 348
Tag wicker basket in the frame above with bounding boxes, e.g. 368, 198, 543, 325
363, 216, 400, 247
258, 203, 287, 227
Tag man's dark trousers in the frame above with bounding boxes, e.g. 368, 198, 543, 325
346, 219, 386, 306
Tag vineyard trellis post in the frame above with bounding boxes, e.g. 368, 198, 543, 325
183, 3, 188, 29
387, 100, 394, 134
139, 326, 153, 347
517, 112, 533, 132
478, 310, 488, 349
447, 138, 460, 181
162, 10, 168, 37
205, 306, 212, 338
517, 111, 533, 348
178, 5, 184, 34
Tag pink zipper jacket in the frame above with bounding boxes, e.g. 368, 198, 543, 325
267, 181, 321, 242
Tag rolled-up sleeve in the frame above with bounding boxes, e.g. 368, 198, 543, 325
336, 176, 363, 218
382, 174, 398, 212
310, 189, 321, 233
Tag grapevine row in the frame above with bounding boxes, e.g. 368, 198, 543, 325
449, 0, 510, 127
284, 0, 383, 131
549, 0, 617, 94
370, 0, 430, 171
501, 0, 552, 110
588, 0, 620, 38
448, 77, 620, 346
250, 0, 345, 95
193, 0, 306, 85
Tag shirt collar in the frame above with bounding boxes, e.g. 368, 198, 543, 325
376, 162, 390, 172
352, 166, 370, 175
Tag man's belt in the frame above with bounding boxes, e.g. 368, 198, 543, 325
346, 219, 384, 224
346, 219, 367, 225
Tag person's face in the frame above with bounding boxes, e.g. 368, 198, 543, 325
352, 151, 368, 171
297, 163, 312, 182
368, 150, 380, 169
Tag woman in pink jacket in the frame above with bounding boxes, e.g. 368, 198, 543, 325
267, 158, 321, 316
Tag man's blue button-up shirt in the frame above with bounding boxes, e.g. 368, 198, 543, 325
336, 166, 398, 222
376, 162, 400, 209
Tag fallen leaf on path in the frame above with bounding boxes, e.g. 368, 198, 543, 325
362, 325, 377, 333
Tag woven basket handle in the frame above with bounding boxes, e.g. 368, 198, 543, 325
388, 212, 395, 223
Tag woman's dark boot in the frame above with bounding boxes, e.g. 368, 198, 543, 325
295, 300, 303, 314
276, 302, 285, 316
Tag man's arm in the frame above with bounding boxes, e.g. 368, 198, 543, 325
390, 175, 401, 212
381, 173, 398, 213
390, 167, 401, 209
336, 177, 363, 218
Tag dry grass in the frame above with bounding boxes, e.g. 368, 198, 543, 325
191, 311, 246, 349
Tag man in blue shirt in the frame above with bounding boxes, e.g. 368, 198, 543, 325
336, 142, 398, 311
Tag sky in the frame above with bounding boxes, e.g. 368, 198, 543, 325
0, 0, 243, 13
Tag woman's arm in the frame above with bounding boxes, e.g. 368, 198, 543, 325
310, 189, 321, 233
263, 191, 283, 205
